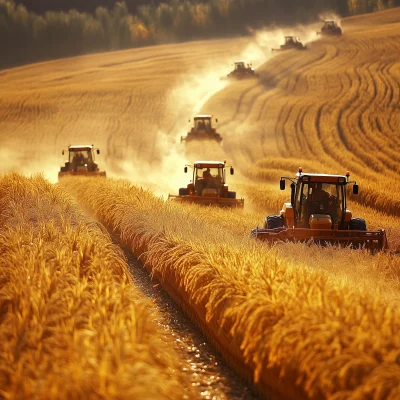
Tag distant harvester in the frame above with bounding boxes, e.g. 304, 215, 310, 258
58, 144, 106, 181
180, 115, 222, 144
317, 20, 342, 36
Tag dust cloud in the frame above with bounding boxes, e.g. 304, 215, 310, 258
111, 23, 322, 198
109, 130, 189, 196
0, 147, 60, 183
251, 24, 321, 52
1, 22, 321, 196
319, 12, 342, 26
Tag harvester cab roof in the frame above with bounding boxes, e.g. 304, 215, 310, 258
194, 115, 212, 120
324, 20, 337, 26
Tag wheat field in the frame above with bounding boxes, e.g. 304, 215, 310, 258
0, 174, 193, 399
62, 176, 400, 399
1, 5, 400, 400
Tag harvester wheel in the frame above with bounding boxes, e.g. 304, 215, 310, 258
349, 218, 367, 231
179, 188, 188, 196
227, 191, 236, 199
264, 215, 284, 229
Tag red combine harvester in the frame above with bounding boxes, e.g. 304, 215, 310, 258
251, 168, 388, 251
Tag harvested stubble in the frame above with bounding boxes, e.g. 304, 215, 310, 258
64, 176, 400, 400
0, 173, 192, 400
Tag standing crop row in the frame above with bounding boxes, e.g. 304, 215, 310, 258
0, 173, 192, 400
64, 176, 400, 400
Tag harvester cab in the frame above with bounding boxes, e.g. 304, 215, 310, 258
181, 115, 222, 143
235, 61, 246, 70
278, 169, 358, 230
251, 168, 387, 251
58, 145, 106, 180
232, 61, 256, 78
317, 20, 342, 36
168, 161, 244, 208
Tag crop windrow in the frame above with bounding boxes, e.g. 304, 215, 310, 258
0, 173, 192, 400
64, 176, 400, 400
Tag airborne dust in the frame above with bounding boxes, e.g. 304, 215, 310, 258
105, 24, 321, 198
0, 23, 321, 197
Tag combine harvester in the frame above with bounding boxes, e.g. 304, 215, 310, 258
272, 36, 307, 52
252, 168, 388, 251
58, 144, 106, 180
180, 115, 222, 144
317, 20, 342, 36
168, 160, 244, 208
222, 61, 258, 80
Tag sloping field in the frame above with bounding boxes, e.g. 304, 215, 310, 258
204, 8, 400, 233
0, 37, 252, 186
1, 5, 400, 400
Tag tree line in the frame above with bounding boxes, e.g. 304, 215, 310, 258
14, 0, 155, 14
1, 0, 399, 69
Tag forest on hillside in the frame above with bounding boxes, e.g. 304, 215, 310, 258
1, 0, 400, 69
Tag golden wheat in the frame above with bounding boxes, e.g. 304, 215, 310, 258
63, 176, 400, 399
2, 8, 400, 399
0, 173, 192, 400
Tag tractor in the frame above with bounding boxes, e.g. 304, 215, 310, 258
180, 115, 222, 144
168, 160, 244, 208
251, 168, 388, 251
317, 20, 342, 36
272, 36, 306, 52
58, 145, 106, 180
224, 61, 257, 80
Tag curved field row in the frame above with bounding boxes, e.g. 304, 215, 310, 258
63, 176, 400, 400
203, 9, 400, 224
0, 174, 192, 399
